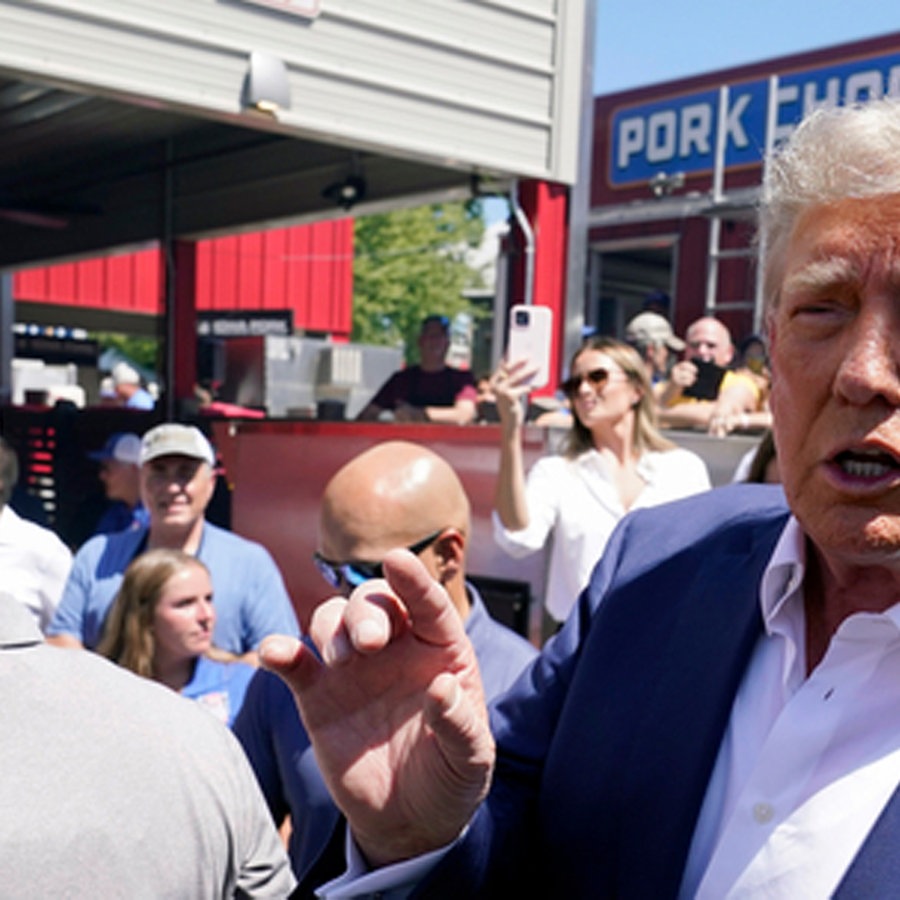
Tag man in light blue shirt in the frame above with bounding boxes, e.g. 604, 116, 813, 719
111, 361, 156, 409
48, 423, 298, 660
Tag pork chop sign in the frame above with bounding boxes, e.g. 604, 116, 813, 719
609, 48, 900, 188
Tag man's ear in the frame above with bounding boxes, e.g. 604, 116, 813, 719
432, 528, 465, 583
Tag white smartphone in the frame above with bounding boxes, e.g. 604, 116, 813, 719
507, 304, 553, 389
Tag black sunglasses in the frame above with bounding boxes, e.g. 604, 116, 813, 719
561, 367, 627, 398
313, 529, 445, 591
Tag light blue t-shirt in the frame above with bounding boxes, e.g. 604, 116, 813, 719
125, 387, 156, 410
183, 656, 255, 727
47, 521, 299, 653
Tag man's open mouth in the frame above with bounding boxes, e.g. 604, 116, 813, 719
834, 448, 900, 479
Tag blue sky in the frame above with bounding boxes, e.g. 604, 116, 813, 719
593, 1, 898, 95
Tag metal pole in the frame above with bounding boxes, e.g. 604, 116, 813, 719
704, 84, 729, 315
509, 179, 535, 307
162, 138, 176, 420
563, 0, 597, 367
0, 273, 12, 404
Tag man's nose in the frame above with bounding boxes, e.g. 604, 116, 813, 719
834, 304, 900, 406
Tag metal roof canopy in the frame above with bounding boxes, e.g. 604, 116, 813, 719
0, 74, 484, 268
0, 0, 587, 270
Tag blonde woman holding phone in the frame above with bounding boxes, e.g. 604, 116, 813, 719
491, 336, 711, 626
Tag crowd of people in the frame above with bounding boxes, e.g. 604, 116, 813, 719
6, 98, 900, 898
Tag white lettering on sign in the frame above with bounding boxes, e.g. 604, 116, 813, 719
618, 117, 645, 169
724, 93, 751, 148
801, 78, 841, 111
845, 70, 883, 102
680, 103, 711, 157
611, 50, 900, 186
647, 110, 677, 162
616, 96, 752, 168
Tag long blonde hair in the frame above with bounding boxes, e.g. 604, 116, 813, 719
560, 336, 675, 460
97, 549, 210, 679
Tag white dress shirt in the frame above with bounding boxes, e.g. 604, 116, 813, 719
493, 446, 711, 621
0, 505, 72, 632
681, 516, 900, 898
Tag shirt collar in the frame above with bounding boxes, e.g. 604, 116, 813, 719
463, 581, 488, 639
760, 515, 900, 635
578, 447, 656, 481
759, 515, 806, 634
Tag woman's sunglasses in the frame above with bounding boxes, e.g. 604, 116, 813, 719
313, 529, 444, 591
561, 367, 627, 399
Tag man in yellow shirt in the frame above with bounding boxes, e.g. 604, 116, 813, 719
657, 316, 763, 434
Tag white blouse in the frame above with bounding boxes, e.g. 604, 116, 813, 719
493, 446, 711, 622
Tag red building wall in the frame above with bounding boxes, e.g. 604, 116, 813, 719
506, 179, 568, 395
14, 219, 354, 337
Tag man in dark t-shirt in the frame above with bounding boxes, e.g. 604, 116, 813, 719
357, 315, 477, 424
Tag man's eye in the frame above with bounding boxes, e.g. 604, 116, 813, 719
796, 300, 841, 315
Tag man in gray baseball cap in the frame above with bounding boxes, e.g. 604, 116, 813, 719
48, 423, 298, 662
624, 310, 685, 391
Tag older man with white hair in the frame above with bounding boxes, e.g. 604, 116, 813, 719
111, 360, 155, 409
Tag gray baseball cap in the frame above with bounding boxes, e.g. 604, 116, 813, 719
140, 424, 215, 467
625, 312, 685, 352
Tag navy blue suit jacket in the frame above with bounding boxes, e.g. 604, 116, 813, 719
298, 485, 900, 898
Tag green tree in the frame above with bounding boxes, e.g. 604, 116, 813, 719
91, 332, 159, 372
352, 200, 486, 363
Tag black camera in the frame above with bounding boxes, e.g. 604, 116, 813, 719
682, 358, 727, 400
514, 309, 530, 326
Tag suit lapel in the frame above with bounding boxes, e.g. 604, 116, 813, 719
613, 515, 782, 898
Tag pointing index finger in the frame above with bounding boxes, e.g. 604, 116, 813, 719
379, 548, 467, 648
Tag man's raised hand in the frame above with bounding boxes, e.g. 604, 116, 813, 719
260, 548, 495, 867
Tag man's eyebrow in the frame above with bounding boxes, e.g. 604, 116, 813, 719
782, 256, 860, 295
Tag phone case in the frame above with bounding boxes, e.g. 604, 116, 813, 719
507, 305, 553, 389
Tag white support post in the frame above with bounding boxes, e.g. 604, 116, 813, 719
705, 85, 730, 316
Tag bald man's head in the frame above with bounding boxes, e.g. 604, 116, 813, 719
318, 442, 471, 605
685, 316, 734, 366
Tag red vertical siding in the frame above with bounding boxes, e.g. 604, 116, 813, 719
508, 179, 568, 397
14, 220, 354, 334
14, 248, 162, 314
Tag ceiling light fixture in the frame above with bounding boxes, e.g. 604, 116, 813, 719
322, 174, 367, 211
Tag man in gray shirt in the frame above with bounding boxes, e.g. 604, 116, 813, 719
0, 592, 295, 898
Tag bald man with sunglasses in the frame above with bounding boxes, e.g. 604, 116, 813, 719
233, 440, 536, 882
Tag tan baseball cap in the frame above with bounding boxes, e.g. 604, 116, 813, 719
140, 424, 215, 467
625, 312, 685, 352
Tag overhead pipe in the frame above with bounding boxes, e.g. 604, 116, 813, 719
509, 178, 536, 307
